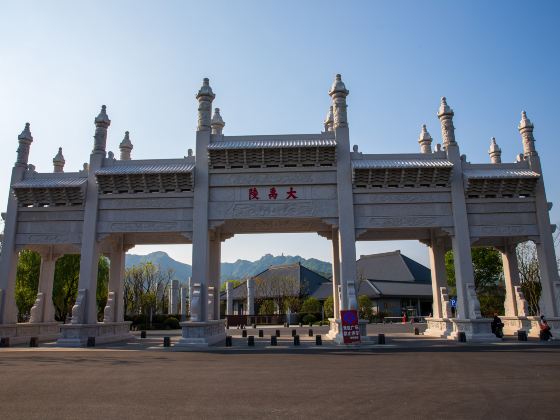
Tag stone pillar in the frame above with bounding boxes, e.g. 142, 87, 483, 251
180, 286, 187, 321
30, 248, 59, 323
501, 243, 521, 317
247, 278, 255, 316
438, 97, 480, 321
428, 235, 448, 319
169, 280, 179, 314
208, 237, 221, 320
0, 123, 33, 325
226, 282, 233, 316
518, 111, 560, 317
331, 227, 341, 318
104, 240, 125, 323
190, 78, 214, 322
78, 106, 110, 325
330, 74, 358, 311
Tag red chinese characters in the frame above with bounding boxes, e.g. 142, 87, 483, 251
248, 187, 259, 200
268, 187, 278, 200
286, 187, 297, 199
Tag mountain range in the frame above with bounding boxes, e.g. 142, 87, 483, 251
125, 252, 332, 282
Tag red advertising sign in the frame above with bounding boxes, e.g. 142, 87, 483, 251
340, 310, 361, 344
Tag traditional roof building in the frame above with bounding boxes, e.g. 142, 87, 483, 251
0, 75, 558, 346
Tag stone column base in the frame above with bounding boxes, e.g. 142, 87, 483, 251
423, 318, 453, 338
326, 318, 372, 344
501, 316, 532, 336
174, 320, 226, 348
0, 322, 60, 345
58, 321, 133, 347
447, 318, 498, 342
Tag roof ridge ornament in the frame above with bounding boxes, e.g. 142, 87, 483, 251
437, 97, 456, 149
328, 74, 349, 129
93, 105, 111, 155
211, 108, 225, 135
488, 137, 502, 164
53, 147, 66, 172
196, 78, 215, 132
119, 131, 133, 160
418, 124, 433, 154
518, 110, 537, 158
16, 122, 33, 167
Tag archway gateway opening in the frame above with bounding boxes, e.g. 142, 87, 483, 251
1, 76, 558, 347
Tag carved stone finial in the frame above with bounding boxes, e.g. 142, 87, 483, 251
352, 144, 359, 152
187, 148, 193, 157
196, 78, 215, 131
93, 105, 111, 154
488, 137, 502, 164
53, 147, 65, 172
418, 124, 433, 154
211, 108, 225, 135
119, 131, 133, 160
328, 74, 349, 129
437, 97, 456, 148
16, 122, 34, 166
518, 110, 537, 157
435, 143, 442, 152
324, 106, 334, 132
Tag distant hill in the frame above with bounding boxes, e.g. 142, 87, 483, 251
125, 252, 331, 282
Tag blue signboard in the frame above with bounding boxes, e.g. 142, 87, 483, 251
450, 297, 457, 308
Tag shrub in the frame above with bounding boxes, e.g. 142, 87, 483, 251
302, 314, 317, 325
163, 316, 180, 330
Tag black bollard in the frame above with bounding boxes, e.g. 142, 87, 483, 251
248, 336, 255, 346
87, 336, 95, 347
293, 335, 300, 346
377, 333, 386, 345
271, 335, 277, 346
292, 329, 297, 337
308, 329, 313, 337
225, 336, 233, 347
316, 335, 322, 346
242, 330, 247, 338
518, 330, 528, 342
275, 329, 280, 337
29, 337, 39, 348
163, 337, 171, 347
0, 337, 10, 348
414, 327, 420, 336
458, 332, 467, 342
140, 330, 147, 339
258, 330, 264, 338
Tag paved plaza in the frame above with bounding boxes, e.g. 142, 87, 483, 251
1, 326, 559, 419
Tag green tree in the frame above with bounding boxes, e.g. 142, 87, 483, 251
258, 299, 276, 315
52, 254, 80, 322
358, 294, 373, 320
445, 247, 505, 317
15, 250, 41, 321
301, 297, 321, 314
323, 295, 334, 318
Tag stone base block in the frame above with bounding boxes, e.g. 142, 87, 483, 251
174, 320, 226, 348
326, 318, 372, 344
423, 318, 453, 338
447, 318, 498, 342
0, 322, 60, 345
501, 316, 533, 336
58, 321, 133, 347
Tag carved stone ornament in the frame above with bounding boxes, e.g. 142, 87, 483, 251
440, 287, 452, 318
190, 283, 201, 322
103, 291, 116, 322
466, 284, 482, 319
514, 286, 529, 317
29, 292, 45, 323
70, 289, 87, 324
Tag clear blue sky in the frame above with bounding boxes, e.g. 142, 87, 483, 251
1, 0, 559, 266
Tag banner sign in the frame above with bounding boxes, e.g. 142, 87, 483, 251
340, 310, 361, 344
